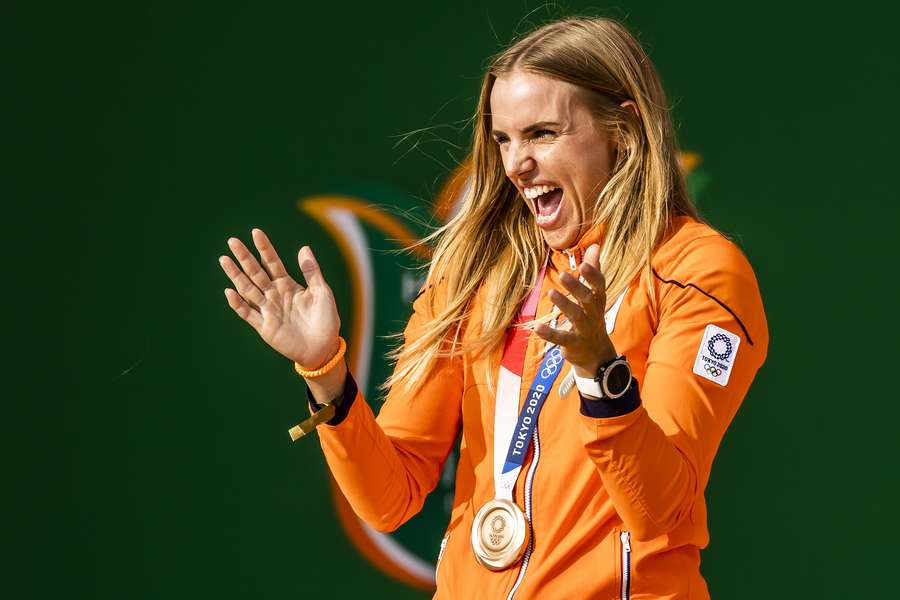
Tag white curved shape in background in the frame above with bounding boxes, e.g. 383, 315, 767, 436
325, 208, 373, 393
319, 207, 437, 586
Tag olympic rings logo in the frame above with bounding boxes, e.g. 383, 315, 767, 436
707, 334, 734, 361
704, 364, 723, 377
540, 347, 564, 379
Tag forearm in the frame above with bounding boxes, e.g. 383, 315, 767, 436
316, 392, 436, 532
307, 368, 461, 533
580, 405, 698, 541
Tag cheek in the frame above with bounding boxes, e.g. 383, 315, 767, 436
578, 152, 614, 199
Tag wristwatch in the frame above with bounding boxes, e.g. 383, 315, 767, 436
574, 355, 632, 400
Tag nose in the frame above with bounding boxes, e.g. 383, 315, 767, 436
503, 141, 537, 181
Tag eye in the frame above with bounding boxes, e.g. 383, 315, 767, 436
533, 129, 555, 140
493, 135, 510, 146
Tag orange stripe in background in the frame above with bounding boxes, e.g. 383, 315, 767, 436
299, 195, 437, 591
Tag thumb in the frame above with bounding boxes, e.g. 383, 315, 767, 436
297, 246, 326, 288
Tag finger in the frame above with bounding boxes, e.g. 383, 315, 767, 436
559, 271, 594, 306
251, 228, 290, 280
548, 288, 588, 329
579, 262, 607, 301
224, 288, 263, 331
297, 246, 327, 289
534, 323, 578, 347
228, 236, 272, 291
583, 243, 601, 270
218, 255, 266, 307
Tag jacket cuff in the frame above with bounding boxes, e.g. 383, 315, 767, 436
579, 378, 641, 418
305, 371, 358, 426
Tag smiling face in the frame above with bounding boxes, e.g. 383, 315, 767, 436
489, 70, 616, 250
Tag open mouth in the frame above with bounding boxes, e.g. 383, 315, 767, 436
525, 186, 564, 227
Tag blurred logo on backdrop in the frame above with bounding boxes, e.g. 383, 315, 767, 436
298, 152, 705, 590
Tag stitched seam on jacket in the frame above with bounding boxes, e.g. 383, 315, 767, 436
651, 268, 754, 346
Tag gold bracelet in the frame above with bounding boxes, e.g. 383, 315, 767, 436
294, 337, 346, 379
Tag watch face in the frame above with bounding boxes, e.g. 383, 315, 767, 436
605, 361, 631, 396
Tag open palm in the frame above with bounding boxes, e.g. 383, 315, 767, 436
218, 228, 340, 368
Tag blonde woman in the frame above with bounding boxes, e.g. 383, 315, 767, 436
219, 17, 768, 600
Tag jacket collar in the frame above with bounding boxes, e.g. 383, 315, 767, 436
548, 221, 607, 273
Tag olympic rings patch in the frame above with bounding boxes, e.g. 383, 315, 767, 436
704, 364, 723, 377
707, 333, 734, 361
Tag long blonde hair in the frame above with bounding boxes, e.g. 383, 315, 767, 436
385, 16, 697, 393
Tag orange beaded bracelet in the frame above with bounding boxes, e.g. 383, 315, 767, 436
294, 337, 346, 379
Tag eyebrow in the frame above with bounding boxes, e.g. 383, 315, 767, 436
491, 121, 561, 138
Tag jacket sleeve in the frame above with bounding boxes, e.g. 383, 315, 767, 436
579, 235, 769, 541
312, 284, 464, 532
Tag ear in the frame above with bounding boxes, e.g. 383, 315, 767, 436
620, 99, 640, 120
613, 100, 641, 162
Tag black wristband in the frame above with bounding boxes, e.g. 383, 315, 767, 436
579, 377, 641, 419
305, 371, 359, 426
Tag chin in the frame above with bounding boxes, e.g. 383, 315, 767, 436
541, 230, 578, 250
533, 206, 581, 250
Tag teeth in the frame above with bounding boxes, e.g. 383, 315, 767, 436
523, 184, 560, 200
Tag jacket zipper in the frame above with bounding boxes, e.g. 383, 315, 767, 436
620, 530, 632, 600
565, 248, 579, 271
566, 248, 591, 288
506, 426, 541, 600
508, 254, 575, 599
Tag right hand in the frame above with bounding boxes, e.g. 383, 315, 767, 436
219, 228, 340, 368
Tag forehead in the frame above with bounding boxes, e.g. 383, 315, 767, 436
489, 70, 584, 130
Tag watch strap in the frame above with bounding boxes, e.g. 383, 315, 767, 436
574, 371, 605, 399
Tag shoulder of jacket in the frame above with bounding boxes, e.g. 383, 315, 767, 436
412, 276, 444, 316
411, 275, 472, 322
651, 216, 755, 283
649, 216, 768, 347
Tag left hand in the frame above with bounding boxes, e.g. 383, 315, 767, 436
533, 244, 617, 378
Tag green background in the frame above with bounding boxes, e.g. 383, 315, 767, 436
6, 1, 898, 598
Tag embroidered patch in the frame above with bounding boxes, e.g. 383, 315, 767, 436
692, 324, 741, 386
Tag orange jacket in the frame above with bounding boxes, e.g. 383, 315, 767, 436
315, 216, 768, 599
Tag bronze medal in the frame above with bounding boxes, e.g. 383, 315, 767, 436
470, 498, 530, 570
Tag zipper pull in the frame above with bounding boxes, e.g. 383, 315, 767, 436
566, 249, 577, 271
620, 530, 631, 553
565, 249, 590, 287
558, 368, 575, 397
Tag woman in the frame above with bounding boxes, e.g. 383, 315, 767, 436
219, 17, 768, 600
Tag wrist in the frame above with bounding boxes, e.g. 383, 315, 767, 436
296, 337, 341, 372
303, 360, 347, 404
305, 360, 348, 406
573, 348, 617, 378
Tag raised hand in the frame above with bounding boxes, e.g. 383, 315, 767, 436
533, 243, 618, 377
219, 228, 340, 369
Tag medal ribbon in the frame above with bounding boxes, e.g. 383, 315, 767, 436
502, 345, 565, 474
492, 258, 567, 501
